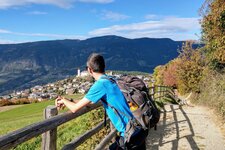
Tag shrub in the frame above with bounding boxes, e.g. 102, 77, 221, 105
13, 99, 32, 105
0, 98, 40, 106
0, 99, 14, 106
176, 42, 205, 94
163, 59, 180, 87
193, 69, 225, 118
152, 65, 165, 85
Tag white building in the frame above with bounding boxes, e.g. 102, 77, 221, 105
77, 68, 81, 77
76, 68, 89, 77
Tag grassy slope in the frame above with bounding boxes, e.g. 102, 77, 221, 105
0, 95, 105, 150
0, 100, 54, 135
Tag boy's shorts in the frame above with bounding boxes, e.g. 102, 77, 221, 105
109, 129, 148, 150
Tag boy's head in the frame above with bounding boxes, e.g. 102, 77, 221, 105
86, 53, 105, 73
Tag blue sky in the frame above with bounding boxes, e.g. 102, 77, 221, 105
0, 0, 205, 44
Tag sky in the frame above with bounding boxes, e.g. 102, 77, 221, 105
0, 0, 205, 44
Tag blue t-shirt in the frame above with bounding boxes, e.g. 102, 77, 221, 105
85, 74, 133, 136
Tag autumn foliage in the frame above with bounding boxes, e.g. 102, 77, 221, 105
153, 0, 225, 118
153, 41, 204, 94
201, 0, 225, 70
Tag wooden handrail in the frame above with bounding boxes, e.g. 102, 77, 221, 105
0, 103, 102, 150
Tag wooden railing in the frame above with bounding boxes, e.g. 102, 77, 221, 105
149, 85, 175, 100
0, 85, 175, 150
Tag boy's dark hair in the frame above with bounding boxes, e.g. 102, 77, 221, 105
87, 53, 105, 73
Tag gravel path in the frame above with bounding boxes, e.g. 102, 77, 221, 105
146, 104, 225, 150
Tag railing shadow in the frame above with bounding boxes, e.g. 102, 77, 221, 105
146, 105, 199, 150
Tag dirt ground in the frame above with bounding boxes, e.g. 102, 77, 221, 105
146, 104, 225, 150
0, 105, 23, 112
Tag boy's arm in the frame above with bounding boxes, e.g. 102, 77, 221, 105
59, 97, 92, 113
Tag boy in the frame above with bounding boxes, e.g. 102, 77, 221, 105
55, 53, 147, 149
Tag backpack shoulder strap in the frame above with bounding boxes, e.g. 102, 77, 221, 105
101, 98, 132, 120
101, 76, 116, 83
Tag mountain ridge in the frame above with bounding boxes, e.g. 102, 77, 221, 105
0, 35, 190, 95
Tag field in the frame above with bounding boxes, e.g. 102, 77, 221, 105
0, 95, 107, 150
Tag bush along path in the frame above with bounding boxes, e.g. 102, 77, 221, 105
146, 104, 225, 150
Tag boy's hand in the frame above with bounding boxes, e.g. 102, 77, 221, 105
55, 96, 65, 110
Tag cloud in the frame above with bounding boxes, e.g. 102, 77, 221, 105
145, 14, 158, 20
89, 17, 201, 40
0, 29, 12, 34
78, 0, 113, 3
15, 32, 85, 39
28, 11, 48, 15
0, 0, 113, 9
101, 10, 130, 21
0, 28, 86, 41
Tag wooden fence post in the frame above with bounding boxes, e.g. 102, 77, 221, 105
157, 86, 159, 100
151, 83, 155, 99
42, 105, 58, 150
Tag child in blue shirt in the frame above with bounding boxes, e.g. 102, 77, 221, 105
56, 53, 147, 149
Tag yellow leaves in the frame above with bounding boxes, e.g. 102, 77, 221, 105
201, 0, 225, 70
153, 65, 165, 85
213, 48, 225, 63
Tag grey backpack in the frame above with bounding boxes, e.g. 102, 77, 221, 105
103, 75, 160, 130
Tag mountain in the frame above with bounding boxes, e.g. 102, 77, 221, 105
0, 35, 186, 95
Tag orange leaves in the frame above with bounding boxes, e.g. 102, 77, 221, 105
153, 41, 205, 94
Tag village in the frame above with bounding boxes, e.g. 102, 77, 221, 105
0, 69, 151, 102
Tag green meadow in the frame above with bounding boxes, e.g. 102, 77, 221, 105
0, 95, 107, 150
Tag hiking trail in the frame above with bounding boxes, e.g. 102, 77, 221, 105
146, 104, 225, 150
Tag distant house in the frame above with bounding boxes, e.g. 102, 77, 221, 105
32, 85, 43, 92
73, 84, 79, 88
24, 89, 31, 94
66, 88, 75, 95
49, 93, 58, 99
41, 93, 50, 99
80, 71, 88, 77
58, 87, 65, 91
28, 93, 38, 99
2, 95, 11, 100
21, 92, 29, 98
53, 87, 58, 91
16, 91, 22, 95
72, 78, 77, 83
78, 89, 85, 94
66, 83, 73, 89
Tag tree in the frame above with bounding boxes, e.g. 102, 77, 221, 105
163, 59, 180, 87
176, 41, 204, 94
153, 65, 165, 85
201, 0, 225, 70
